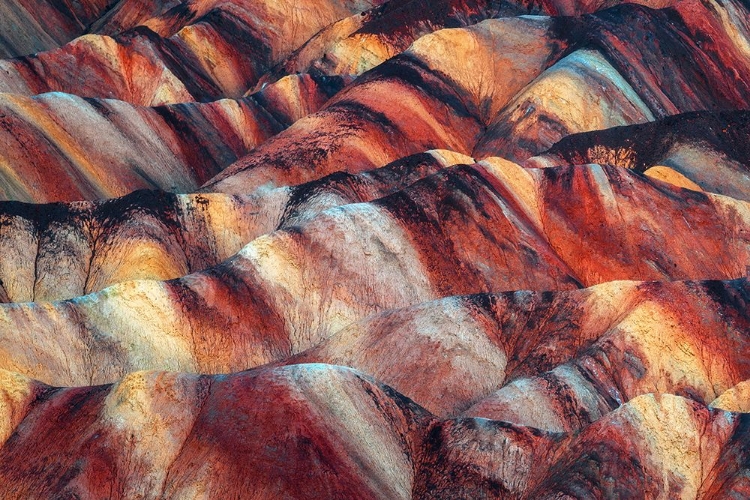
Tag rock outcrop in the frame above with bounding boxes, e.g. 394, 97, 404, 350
0, 0, 749, 497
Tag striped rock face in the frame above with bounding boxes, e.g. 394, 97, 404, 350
0, 0, 749, 498
0, 75, 348, 202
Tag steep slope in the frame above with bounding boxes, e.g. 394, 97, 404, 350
2, 162, 749, 386
0, 365, 430, 499
0, 150, 467, 302
0, 0, 122, 58
289, 278, 750, 417
207, 1, 750, 195
2, 366, 750, 499
0, 73, 347, 202
259, 0, 530, 83
0, 0, 385, 104
204, 15, 561, 193
471, 0, 750, 159
0, 0, 749, 497
418, 393, 750, 499
527, 110, 750, 200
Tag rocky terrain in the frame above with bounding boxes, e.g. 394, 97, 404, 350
0, 0, 749, 498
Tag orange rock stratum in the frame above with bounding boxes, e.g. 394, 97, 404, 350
0, 0, 749, 498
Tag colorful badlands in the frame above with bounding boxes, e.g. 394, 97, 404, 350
0, 0, 749, 497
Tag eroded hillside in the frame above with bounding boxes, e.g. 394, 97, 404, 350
0, 0, 749, 497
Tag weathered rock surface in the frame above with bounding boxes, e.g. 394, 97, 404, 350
0, 73, 348, 202
0, 0, 749, 497
0, 149, 466, 302
206, 1, 750, 195
527, 110, 750, 199
1, 161, 749, 386
2, 365, 750, 499
0, 0, 385, 104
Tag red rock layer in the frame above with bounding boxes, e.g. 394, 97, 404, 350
0, 0, 748, 497
0, 365, 430, 499
0, 0, 114, 57
1, 162, 748, 386
289, 278, 750, 418
472, 1, 750, 159
0, 150, 465, 302
527, 110, 750, 199
262, 0, 711, 85
207, 1, 750, 194
1, 1, 745, 202
261, 0, 532, 83
417, 393, 750, 498
0, 0, 213, 58
0, 73, 347, 202
204, 14, 554, 193
0, 0, 385, 105
1, 364, 750, 498
0, 0, 683, 61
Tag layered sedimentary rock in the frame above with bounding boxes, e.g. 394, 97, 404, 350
473, 1, 750, 160
0, 0, 749, 497
0, 0, 385, 104
0, 0, 146, 58
2, 161, 749, 386
3, 365, 750, 499
207, 0, 750, 195
0, 365, 431, 499
0, 73, 347, 202
527, 110, 750, 199
0, 149, 466, 301
290, 278, 750, 418
260, 0, 532, 83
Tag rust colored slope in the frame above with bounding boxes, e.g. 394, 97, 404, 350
204, 15, 564, 194
571, 1, 750, 115
464, 277, 750, 431
0, 0, 78, 58
0, 2, 749, 498
287, 278, 749, 418
0, 0, 383, 105
527, 110, 750, 200
0, 73, 346, 203
0, 168, 558, 385
536, 163, 750, 284
0, 364, 430, 500
0, 190, 284, 303
2, 366, 750, 499
473, 48, 655, 161
0, 150, 467, 303
0, 0, 112, 58
136, 0, 385, 38
0, 29, 200, 105
413, 417, 564, 498
203, 76, 483, 193
418, 394, 750, 499
331, 0, 693, 64
261, 0, 531, 83
260, 0, 698, 85
208, 2, 749, 194
88, 0, 190, 38
527, 394, 741, 498
0, 163, 748, 386
0, 0, 197, 58
473, 1, 750, 160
